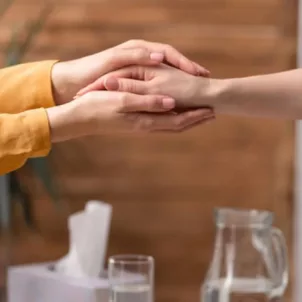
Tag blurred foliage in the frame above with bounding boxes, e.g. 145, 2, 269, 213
3, 4, 61, 228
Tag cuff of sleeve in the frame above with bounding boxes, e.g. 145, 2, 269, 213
20, 108, 52, 157
32, 60, 59, 109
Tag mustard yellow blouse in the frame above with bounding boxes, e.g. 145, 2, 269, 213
0, 60, 57, 175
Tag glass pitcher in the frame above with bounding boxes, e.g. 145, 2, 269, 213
201, 208, 288, 302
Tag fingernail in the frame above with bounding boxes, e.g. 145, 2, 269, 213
150, 52, 164, 62
105, 78, 119, 90
203, 114, 215, 120
162, 97, 175, 109
73, 95, 79, 100
195, 110, 215, 119
198, 69, 210, 77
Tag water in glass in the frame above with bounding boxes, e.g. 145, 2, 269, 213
111, 284, 152, 302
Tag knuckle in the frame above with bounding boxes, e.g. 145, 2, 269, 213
147, 83, 158, 95
144, 97, 154, 111
110, 48, 119, 56
108, 48, 120, 60
136, 39, 146, 44
124, 40, 135, 47
143, 118, 155, 130
164, 44, 174, 52
83, 91, 98, 100
173, 116, 187, 129
137, 116, 154, 131
137, 65, 149, 81
119, 93, 131, 108
123, 113, 139, 124
146, 96, 161, 110
133, 48, 148, 59
126, 39, 144, 47
123, 81, 136, 93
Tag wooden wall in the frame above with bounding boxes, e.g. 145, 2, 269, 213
0, 0, 297, 301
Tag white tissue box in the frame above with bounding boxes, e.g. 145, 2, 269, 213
8, 262, 110, 302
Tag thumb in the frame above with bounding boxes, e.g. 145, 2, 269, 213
105, 77, 147, 95
75, 78, 106, 98
107, 48, 164, 72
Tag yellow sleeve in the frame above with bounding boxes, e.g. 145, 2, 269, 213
0, 61, 58, 174
0, 109, 51, 175
0, 60, 57, 113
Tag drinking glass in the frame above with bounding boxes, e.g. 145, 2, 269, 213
108, 255, 154, 302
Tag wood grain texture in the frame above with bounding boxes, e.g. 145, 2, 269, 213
0, 0, 296, 301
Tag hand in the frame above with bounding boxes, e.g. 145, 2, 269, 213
75, 64, 216, 109
51, 40, 210, 105
46, 91, 215, 142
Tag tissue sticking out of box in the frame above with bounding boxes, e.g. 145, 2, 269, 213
55, 200, 112, 278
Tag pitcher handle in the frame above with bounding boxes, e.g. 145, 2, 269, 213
271, 227, 288, 296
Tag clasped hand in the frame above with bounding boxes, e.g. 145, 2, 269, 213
48, 40, 215, 142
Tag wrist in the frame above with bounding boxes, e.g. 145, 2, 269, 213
196, 77, 234, 114
46, 101, 92, 143
51, 61, 78, 105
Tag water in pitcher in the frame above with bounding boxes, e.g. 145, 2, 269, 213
202, 278, 282, 302
110, 284, 152, 302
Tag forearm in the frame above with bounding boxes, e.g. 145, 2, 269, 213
208, 69, 302, 119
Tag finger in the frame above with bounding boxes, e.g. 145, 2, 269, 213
118, 93, 175, 113
159, 109, 214, 131
105, 77, 148, 94
193, 61, 210, 77
75, 66, 142, 97
163, 59, 210, 77
75, 78, 106, 97
126, 108, 215, 132
119, 39, 207, 76
172, 106, 213, 114
105, 47, 164, 73
161, 115, 215, 133
161, 48, 209, 76
75, 49, 162, 98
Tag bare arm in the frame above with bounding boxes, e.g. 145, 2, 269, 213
209, 69, 302, 119
89, 65, 302, 120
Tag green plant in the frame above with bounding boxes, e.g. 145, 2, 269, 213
4, 4, 61, 228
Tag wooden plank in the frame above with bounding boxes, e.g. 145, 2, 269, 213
25, 25, 281, 62
226, 0, 281, 8
0, 2, 48, 25
21, 0, 280, 9
44, 4, 283, 27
